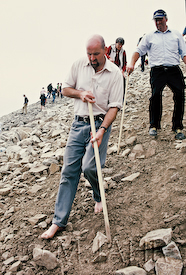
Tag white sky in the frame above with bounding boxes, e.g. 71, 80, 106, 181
0, 0, 185, 117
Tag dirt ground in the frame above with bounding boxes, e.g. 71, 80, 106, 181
1, 64, 186, 274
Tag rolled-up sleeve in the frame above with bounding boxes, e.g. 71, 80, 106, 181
108, 71, 123, 110
136, 35, 149, 57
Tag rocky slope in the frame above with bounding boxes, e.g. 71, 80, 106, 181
0, 62, 186, 275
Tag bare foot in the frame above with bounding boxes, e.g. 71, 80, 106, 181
94, 201, 103, 214
40, 224, 64, 239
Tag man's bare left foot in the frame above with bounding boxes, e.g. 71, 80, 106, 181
94, 201, 103, 213
40, 224, 64, 239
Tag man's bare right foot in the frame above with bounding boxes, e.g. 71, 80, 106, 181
40, 224, 64, 239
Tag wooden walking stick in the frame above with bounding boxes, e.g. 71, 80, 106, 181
88, 102, 111, 242
117, 75, 129, 154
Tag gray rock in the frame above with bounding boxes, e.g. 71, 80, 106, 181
140, 228, 172, 249
162, 241, 182, 260
33, 247, 58, 270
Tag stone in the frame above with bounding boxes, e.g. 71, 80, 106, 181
128, 152, 136, 161
115, 266, 147, 275
140, 228, 172, 249
57, 235, 72, 249
107, 145, 118, 155
28, 214, 47, 225
92, 252, 107, 263
121, 172, 140, 182
51, 129, 63, 138
33, 247, 58, 270
3, 256, 15, 265
121, 148, 131, 157
111, 172, 126, 182
0, 187, 12, 196
49, 163, 60, 174
155, 257, 183, 275
2, 251, 11, 260
125, 136, 137, 146
162, 241, 182, 260
29, 165, 48, 174
92, 232, 108, 253
143, 258, 155, 272
132, 144, 144, 154
28, 184, 42, 194
145, 147, 156, 158
9, 260, 21, 272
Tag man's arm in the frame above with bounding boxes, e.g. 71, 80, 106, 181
183, 56, 186, 64
90, 107, 118, 147
62, 87, 95, 103
126, 52, 140, 74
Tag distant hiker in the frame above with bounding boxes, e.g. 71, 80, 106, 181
57, 83, 60, 97
40, 34, 123, 240
52, 88, 57, 103
106, 37, 127, 99
47, 83, 53, 98
59, 83, 63, 98
127, 9, 186, 140
40, 88, 47, 110
40, 87, 46, 95
182, 27, 186, 36
183, 27, 186, 43
137, 35, 147, 72
22, 94, 28, 114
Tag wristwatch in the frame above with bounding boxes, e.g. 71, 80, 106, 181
100, 126, 107, 132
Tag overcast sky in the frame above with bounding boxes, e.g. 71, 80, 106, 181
0, 0, 185, 117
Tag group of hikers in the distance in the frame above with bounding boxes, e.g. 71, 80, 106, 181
39, 83, 63, 110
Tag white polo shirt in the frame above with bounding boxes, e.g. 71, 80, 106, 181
63, 56, 123, 116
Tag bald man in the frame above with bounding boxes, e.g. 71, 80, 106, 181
41, 35, 123, 239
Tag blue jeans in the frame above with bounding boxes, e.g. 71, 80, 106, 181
52, 117, 111, 227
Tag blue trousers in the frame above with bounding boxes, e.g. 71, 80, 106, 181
52, 117, 111, 227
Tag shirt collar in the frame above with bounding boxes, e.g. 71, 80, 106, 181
154, 26, 171, 34
85, 56, 112, 72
